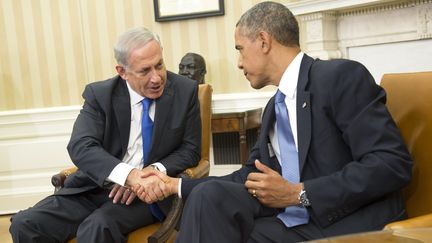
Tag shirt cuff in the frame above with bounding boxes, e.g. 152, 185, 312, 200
178, 178, 183, 198
107, 162, 135, 186
152, 162, 167, 174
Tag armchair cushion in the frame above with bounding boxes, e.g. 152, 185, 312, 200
384, 214, 432, 230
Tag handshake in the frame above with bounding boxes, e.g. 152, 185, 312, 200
108, 166, 179, 205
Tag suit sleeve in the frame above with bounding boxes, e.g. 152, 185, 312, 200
67, 84, 121, 187
305, 61, 413, 226
181, 100, 272, 199
159, 82, 201, 176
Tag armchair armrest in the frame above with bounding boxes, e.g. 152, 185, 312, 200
51, 167, 78, 192
147, 196, 183, 243
384, 214, 432, 230
182, 159, 210, 179
148, 158, 210, 242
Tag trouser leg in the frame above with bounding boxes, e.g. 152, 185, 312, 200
247, 216, 324, 243
10, 192, 98, 243
175, 179, 324, 243
76, 190, 156, 243
176, 180, 271, 243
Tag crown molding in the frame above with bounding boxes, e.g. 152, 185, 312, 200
286, 0, 400, 15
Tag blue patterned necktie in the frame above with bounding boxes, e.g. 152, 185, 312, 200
141, 98, 165, 221
274, 90, 309, 227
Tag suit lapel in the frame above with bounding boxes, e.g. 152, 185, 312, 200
112, 78, 131, 157
296, 55, 314, 173
260, 98, 282, 173
149, 79, 174, 161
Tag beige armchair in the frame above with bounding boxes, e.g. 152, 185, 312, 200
380, 72, 432, 229
51, 84, 213, 243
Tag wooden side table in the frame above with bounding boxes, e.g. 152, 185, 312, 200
211, 107, 262, 165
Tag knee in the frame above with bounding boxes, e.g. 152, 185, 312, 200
182, 181, 231, 220
190, 180, 226, 201
10, 210, 32, 234
79, 210, 112, 230
77, 211, 125, 243
9, 210, 43, 241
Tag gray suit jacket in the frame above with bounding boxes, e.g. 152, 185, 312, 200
60, 71, 201, 200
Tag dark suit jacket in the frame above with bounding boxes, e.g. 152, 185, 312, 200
60, 71, 201, 211
182, 54, 413, 237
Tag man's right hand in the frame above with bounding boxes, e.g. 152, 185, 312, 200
132, 170, 179, 204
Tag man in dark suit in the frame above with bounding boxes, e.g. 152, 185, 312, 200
134, 2, 413, 242
9, 27, 201, 242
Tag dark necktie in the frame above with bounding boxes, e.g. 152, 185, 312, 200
274, 90, 309, 227
141, 98, 165, 221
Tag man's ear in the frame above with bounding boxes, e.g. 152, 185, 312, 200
116, 65, 127, 79
258, 31, 272, 53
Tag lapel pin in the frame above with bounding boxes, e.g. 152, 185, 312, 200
302, 102, 307, 108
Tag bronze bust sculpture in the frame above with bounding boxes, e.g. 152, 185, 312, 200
179, 52, 207, 84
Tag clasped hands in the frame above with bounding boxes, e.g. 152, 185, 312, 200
108, 160, 303, 208
109, 166, 178, 205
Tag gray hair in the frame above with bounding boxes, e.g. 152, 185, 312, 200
236, 1, 299, 47
114, 27, 162, 67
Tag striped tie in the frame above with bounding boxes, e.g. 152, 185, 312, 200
274, 90, 309, 227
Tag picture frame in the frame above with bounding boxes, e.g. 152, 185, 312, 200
154, 0, 224, 22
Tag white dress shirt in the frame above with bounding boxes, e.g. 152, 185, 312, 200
179, 52, 305, 198
107, 81, 166, 186
269, 52, 304, 164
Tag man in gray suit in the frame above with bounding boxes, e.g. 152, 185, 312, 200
10, 27, 201, 243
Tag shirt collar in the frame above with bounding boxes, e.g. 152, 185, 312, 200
277, 52, 304, 99
126, 81, 145, 106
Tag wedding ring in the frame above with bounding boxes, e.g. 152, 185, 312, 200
252, 189, 257, 197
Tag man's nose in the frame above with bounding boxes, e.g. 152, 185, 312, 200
149, 69, 161, 82
237, 60, 243, 70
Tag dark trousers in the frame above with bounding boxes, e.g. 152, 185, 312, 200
10, 187, 156, 243
176, 180, 324, 243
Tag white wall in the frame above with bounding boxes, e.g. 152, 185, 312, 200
290, 0, 432, 82
0, 107, 79, 214
348, 39, 432, 83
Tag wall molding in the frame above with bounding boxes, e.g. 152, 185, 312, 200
0, 92, 272, 214
338, 1, 417, 17
285, 0, 396, 15
292, 0, 432, 59
212, 92, 273, 113
287, 0, 431, 84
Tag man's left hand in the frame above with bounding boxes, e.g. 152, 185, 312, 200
109, 184, 136, 205
245, 160, 302, 208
